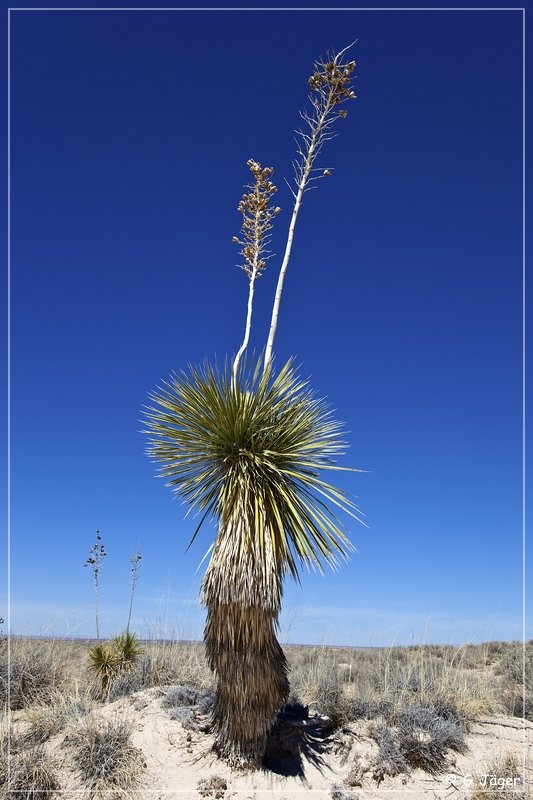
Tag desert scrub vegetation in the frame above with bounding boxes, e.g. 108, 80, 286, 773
0, 637, 93, 711
1, 724, 62, 800
66, 713, 145, 797
106, 640, 212, 701
392, 705, 467, 773
330, 784, 358, 800
337, 706, 468, 784
197, 774, 228, 799
162, 684, 215, 730
22, 688, 93, 746
1, 636, 213, 708
494, 641, 533, 720
286, 642, 500, 727
471, 752, 526, 800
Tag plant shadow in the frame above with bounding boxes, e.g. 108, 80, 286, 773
262, 703, 333, 778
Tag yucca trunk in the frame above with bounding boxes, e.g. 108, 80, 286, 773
201, 508, 290, 768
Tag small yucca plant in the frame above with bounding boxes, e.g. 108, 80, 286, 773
89, 644, 120, 695
89, 633, 143, 695
112, 631, 144, 672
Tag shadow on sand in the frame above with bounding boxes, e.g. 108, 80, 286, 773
262, 703, 333, 778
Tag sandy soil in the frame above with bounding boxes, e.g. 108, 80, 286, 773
11, 688, 533, 799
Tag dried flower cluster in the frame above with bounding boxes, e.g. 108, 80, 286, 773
288, 47, 357, 199
233, 159, 281, 280
308, 57, 357, 111
84, 529, 106, 574
130, 551, 142, 575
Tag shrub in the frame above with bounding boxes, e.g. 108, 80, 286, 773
395, 705, 467, 775
68, 714, 144, 796
168, 706, 197, 728
88, 643, 121, 694
162, 684, 198, 707
496, 643, 533, 721
330, 784, 359, 800
370, 722, 408, 782
197, 687, 216, 715
107, 654, 154, 700
112, 631, 144, 671
197, 774, 227, 798
24, 690, 93, 744
2, 744, 61, 799
472, 752, 526, 800
368, 706, 467, 780
0, 641, 63, 710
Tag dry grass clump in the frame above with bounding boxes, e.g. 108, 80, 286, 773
0, 722, 11, 793
375, 645, 495, 724
495, 641, 533, 720
197, 774, 227, 798
168, 706, 197, 728
367, 705, 467, 781
471, 752, 526, 800
162, 684, 199, 707
369, 722, 408, 782
106, 654, 155, 700
287, 648, 346, 711
4, 746, 61, 799
0, 638, 87, 710
163, 685, 215, 730
395, 705, 467, 773
67, 713, 144, 797
23, 688, 93, 745
343, 752, 368, 788
1, 723, 61, 800
330, 783, 359, 800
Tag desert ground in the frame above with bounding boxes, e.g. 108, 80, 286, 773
1, 637, 532, 799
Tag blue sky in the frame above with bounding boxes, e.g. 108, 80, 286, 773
3, 6, 527, 645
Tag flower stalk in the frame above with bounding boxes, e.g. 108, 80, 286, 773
232, 160, 280, 386
263, 44, 357, 372
126, 550, 142, 634
84, 529, 107, 641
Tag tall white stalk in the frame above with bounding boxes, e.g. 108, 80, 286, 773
263, 44, 356, 373
232, 263, 258, 386
84, 529, 107, 641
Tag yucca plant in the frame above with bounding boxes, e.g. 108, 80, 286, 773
89, 633, 143, 696
111, 631, 144, 673
145, 359, 361, 764
145, 44, 360, 767
89, 644, 120, 695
